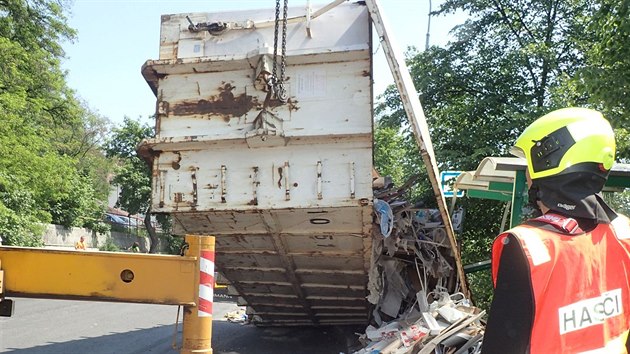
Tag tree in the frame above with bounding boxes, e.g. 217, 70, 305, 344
380, 0, 598, 165
0, 1, 113, 245
572, 0, 630, 159
105, 117, 161, 253
0, 0, 76, 58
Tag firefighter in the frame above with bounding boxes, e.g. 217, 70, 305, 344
482, 107, 630, 353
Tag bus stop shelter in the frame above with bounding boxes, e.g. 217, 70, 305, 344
452, 157, 630, 273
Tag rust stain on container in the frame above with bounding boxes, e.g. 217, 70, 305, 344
171, 83, 259, 119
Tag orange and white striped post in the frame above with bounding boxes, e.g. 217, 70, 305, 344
181, 235, 215, 354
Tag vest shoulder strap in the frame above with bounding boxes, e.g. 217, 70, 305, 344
525, 213, 583, 235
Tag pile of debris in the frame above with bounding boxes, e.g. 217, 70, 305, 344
354, 173, 485, 353
224, 306, 248, 323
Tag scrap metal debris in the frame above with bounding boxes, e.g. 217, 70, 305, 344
355, 172, 485, 354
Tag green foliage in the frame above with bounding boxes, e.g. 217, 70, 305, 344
110, 160, 152, 215
379, 0, 595, 170
0, 174, 45, 246
456, 198, 506, 310
604, 190, 630, 216
466, 271, 493, 311
98, 237, 120, 252
571, 0, 630, 159
373, 124, 411, 185
0, 0, 76, 58
154, 213, 185, 254
0, 1, 113, 245
88, 220, 111, 236
373, 122, 432, 204
160, 233, 185, 255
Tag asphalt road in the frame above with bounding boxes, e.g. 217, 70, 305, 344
0, 297, 364, 354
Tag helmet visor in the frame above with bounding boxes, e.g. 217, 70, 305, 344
509, 145, 526, 159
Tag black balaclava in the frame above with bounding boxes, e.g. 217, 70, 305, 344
529, 165, 616, 224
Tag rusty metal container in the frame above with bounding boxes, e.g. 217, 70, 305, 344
140, 2, 373, 325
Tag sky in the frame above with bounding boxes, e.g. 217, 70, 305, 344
61, 0, 465, 125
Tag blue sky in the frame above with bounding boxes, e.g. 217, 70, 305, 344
61, 0, 464, 126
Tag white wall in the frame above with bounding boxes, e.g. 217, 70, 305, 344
41, 224, 165, 253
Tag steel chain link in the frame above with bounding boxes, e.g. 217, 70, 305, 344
280, 0, 289, 82
277, 0, 289, 102
272, 0, 281, 83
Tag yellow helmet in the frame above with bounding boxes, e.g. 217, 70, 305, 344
510, 107, 615, 180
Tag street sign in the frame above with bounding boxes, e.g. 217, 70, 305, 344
440, 171, 465, 198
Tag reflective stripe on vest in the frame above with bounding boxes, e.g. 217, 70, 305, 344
491, 214, 630, 353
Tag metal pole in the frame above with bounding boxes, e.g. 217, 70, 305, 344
425, 0, 432, 50
181, 235, 215, 354
510, 170, 527, 227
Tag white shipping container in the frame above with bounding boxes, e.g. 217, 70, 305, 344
141, 2, 374, 325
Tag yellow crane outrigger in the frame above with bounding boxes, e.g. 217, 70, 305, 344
0, 235, 216, 354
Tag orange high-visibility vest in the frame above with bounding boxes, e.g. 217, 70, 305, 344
492, 214, 630, 353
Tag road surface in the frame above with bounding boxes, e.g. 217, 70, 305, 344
0, 297, 364, 353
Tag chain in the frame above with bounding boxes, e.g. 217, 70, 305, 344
269, 0, 289, 102
272, 0, 281, 84
275, 0, 289, 102
280, 0, 289, 82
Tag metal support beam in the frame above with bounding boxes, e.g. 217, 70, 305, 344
0, 246, 197, 304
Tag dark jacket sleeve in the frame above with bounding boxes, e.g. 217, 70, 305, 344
482, 234, 535, 354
